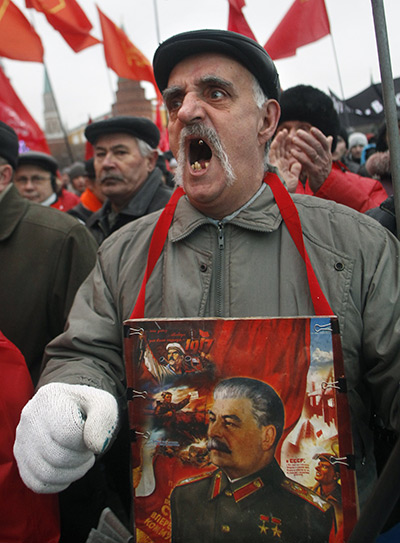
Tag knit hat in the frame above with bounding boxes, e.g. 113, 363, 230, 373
68, 161, 86, 180
278, 85, 340, 150
153, 29, 281, 101
348, 132, 368, 150
0, 121, 19, 169
85, 116, 160, 149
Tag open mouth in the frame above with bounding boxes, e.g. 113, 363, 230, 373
189, 138, 212, 172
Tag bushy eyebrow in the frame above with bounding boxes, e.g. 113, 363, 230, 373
208, 409, 242, 424
163, 75, 236, 102
94, 143, 130, 153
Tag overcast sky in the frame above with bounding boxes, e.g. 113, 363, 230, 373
2, 0, 400, 130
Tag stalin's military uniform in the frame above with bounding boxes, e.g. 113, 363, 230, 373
170, 460, 334, 543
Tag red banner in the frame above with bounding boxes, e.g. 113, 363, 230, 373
227, 0, 256, 41
0, 0, 43, 62
0, 67, 50, 153
264, 0, 330, 60
97, 6, 160, 99
26, 0, 100, 52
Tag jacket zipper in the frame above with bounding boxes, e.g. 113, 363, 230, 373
216, 221, 225, 317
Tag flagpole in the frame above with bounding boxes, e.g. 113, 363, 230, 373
349, 4, 400, 535
329, 33, 349, 128
369, 0, 400, 240
153, 0, 161, 44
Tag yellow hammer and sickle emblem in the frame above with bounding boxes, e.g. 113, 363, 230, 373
0, 0, 11, 22
37, 0, 66, 15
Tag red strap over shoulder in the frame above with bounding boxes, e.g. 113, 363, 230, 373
130, 187, 185, 319
264, 172, 333, 316
130, 175, 333, 319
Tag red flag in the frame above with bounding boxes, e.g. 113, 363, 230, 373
25, 0, 100, 52
84, 116, 93, 160
264, 0, 330, 60
155, 101, 169, 152
97, 7, 161, 99
227, 0, 256, 41
0, 0, 43, 62
0, 67, 50, 153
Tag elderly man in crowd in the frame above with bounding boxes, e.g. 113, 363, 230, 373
14, 29, 400, 537
85, 116, 173, 244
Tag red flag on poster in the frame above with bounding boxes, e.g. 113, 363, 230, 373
0, 67, 50, 153
264, 0, 330, 60
25, 0, 100, 52
97, 6, 161, 99
227, 0, 256, 41
0, 0, 43, 62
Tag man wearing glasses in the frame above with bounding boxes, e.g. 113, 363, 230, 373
14, 151, 78, 211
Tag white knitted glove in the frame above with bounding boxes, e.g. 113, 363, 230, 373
14, 383, 119, 494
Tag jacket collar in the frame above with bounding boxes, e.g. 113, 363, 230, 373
169, 177, 283, 243
0, 184, 30, 242
208, 460, 284, 503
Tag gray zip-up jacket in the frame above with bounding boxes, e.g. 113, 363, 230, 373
41, 181, 400, 506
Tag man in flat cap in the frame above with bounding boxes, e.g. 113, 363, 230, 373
14, 30, 400, 532
85, 116, 173, 244
269, 85, 387, 213
14, 150, 79, 211
171, 378, 334, 542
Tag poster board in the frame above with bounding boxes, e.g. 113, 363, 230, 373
124, 316, 358, 542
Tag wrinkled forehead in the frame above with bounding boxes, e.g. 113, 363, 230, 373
94, 132, 138, 149
167, 52, 253, 89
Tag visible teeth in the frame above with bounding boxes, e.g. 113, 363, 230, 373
191, 160, 210, 171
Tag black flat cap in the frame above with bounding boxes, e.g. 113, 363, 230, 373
153, 29, 281, 101
85, 116, 160, 149
17, 151, 58, 175
0, 121, 19, 169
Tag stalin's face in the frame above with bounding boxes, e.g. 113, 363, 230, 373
207, 397, 276, 479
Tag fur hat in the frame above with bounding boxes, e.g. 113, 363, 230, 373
278, 85, 340, 150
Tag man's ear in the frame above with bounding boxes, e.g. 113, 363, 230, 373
147, 150, 159, 173
0, 164, 13, 188
258, 99, 281, 146
262, 424, 277, 451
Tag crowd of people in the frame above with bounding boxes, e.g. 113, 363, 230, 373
1, 28, 400, 543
